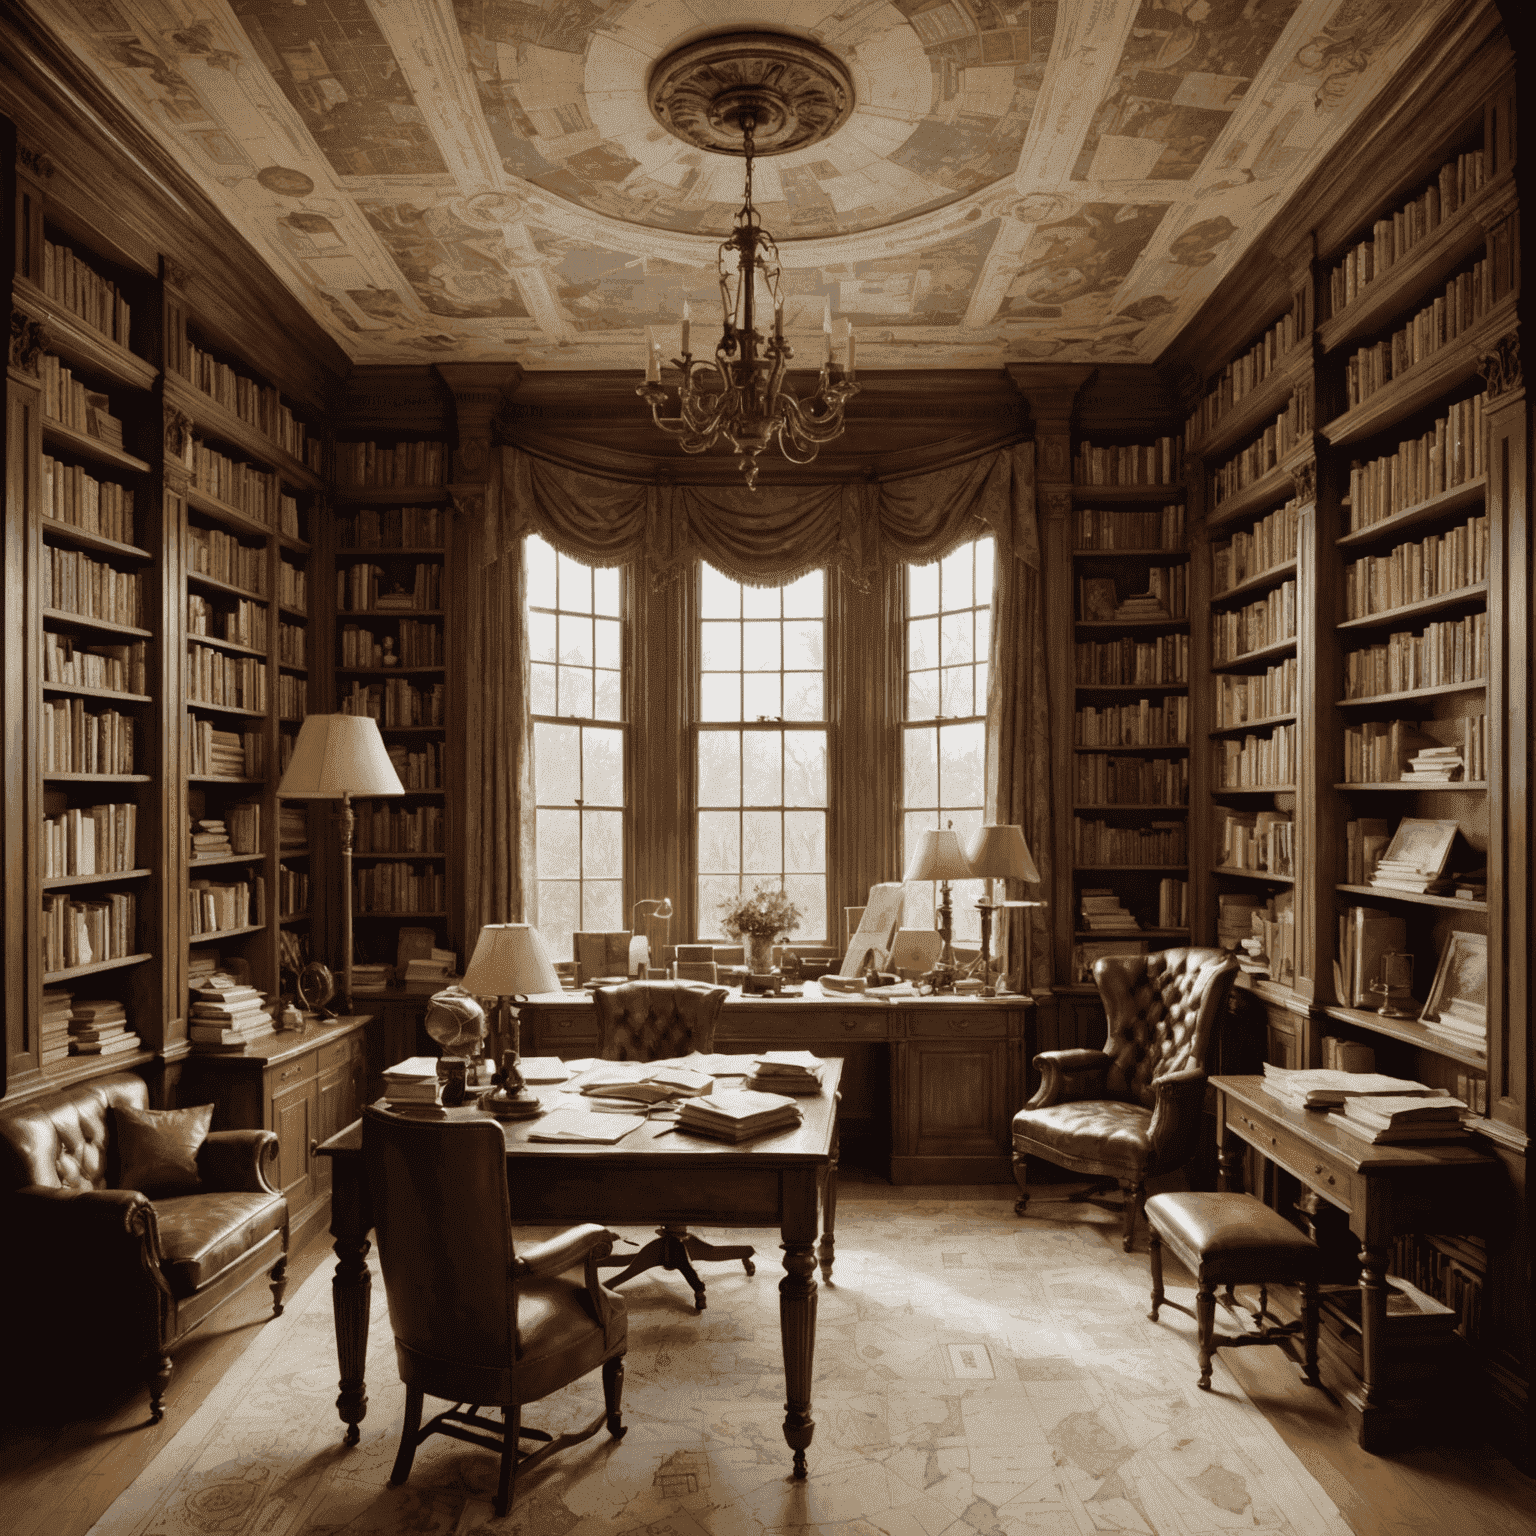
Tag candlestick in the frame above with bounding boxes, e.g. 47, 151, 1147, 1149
681, 298, 690, 357
822, 297, 832, 364
645, 326, 659, 383
847, 319, 856, 375
774, 296, 783, 343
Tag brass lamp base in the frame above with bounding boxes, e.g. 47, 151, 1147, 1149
478, 1086, 544, 1120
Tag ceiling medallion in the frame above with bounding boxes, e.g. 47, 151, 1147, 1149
639, 34, 859, 490
647, 32, 854, 157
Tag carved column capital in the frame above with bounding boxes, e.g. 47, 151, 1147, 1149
162, 259, 194, 292
9, 310, 49, 374
17, 145, 53, 180
1289, 457, 1317, 506
163, 404, 195, 461
1479, 332, 1521, 401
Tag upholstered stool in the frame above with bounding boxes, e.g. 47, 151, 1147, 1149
1145, 1191, 1323, 1391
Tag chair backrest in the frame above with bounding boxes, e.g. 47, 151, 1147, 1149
363, 1107, 518, 1370
1093, 947, 1240, 1109
0, 1072, 147, 1191
593, 981, 729, 1062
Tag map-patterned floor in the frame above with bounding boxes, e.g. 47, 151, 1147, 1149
91, 1189, 1349, 1535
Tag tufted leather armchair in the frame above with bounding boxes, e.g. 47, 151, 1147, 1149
0, 1072, 288, 1422
365, 1106, 627, 1517
1012, 947, 1239, 1251
591, 980, 753, 1308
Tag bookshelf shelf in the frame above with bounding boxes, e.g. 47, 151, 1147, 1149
336, 666, 447, 676
1337, 583, 1488, 631
44, 773, 152, 783
187, 774, 263, 785
353, 851, 446, 860
187, 632, 267, 659
1336, 477, 1487, 548
1188, 357, 1306, 464
40, 419, 152, 476
1072, 803, 1188, 813
279, 912, 311, 926
164, 371, 323, 494
38, 518, 152, 562
1210, 636, 1297, 672
42, 608, 151, 639
184, 700, 268, 718
1212, 783, 1297, 794
1336, 882, 1488, 912
1209, 712, 1297, 738
189, 853, 266, 868
39, 682, 152, 703
1073, 864, 1188, 873
1336, 781, 1488, 791
1073, 744, 1190, 755
1207, 463, 1296, 530
44, 952, 153, 984
1073, 681, 1189, 694
1069, 483, 1184, 502
41, 868, 151, 889
1319, 1003, 1487, 1067
187, 922, 266, 941
1335, 680, 1485, 707
1212, 866, 1295, 883
1213, 559, 1299, 605
185, 485, 281, 543
186, 570, 267, 603
12, 276, 158, 391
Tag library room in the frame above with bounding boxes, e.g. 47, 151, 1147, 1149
1, 3, 1531, 1533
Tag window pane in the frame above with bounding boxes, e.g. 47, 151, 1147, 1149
975, 538, 995, 604
742, 811, 783, 873
697, 731, 740, 806
582, 810, 623, 875
908, 561, 939, 617
594, 668, 622, 721
783, 571, 823, 618
908, 616, 939, 672
742, 582, 779, 619
783, 731, 827, 807
557, 665, 594, 719
904, 728, 938, 808
557, 552, 591, 614
701, 673, 740, 722
701, 621, 741, 672
583, 879, 624, 932
595, 617, 621, 669
907, 669, 939, 721
784, 811, 824, 873
697, 875, 739, 940
538, 880, 580, 962
742, 731, 782, 804
783, 621, 822, 670
940, 664, 973, 717
701, 565, 739, 618
582, 728, 624, 807
939, 720, 985, 808
534, 723, 579, 804
529, 610, 557, 664
974, 606, 991, 661
536, 808, 580, 877
742, 621, 781, 672
941, 611, 973, 666
783, 874, 824, 942
530, 662, 557, 715
783, 673, 823, 722
526, 537, 557, 597
742, 672, 782, 719
593, 565, 621, 617
941, 543, 973, 609
559, 613, 593, 667
697, 813, 740, 874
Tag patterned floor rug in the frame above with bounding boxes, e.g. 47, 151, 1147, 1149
89, 1189, 1349, 1535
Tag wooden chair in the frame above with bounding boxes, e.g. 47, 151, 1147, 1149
363, 1108, 627, 1518
1011, 946, 1239, 1251
592, 979, 754, 1309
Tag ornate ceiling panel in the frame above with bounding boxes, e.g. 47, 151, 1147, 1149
26, 0, 1468, 368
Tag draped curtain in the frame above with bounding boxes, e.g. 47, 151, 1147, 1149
470, 441, 1052, 990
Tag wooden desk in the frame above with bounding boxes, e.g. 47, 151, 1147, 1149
1212, 1075, 1500, 1450
316, 1058, 842, 1478
521, 987, 1030, 1183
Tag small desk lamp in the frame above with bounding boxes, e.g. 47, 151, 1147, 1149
276, 714, 403, 1011
903, 824, 974, 992
966, 824, 1044, 993
463, 922, 562, 1119
629, 896, 673, 977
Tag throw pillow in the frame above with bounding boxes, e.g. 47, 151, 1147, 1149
115, 1103, 215, 1197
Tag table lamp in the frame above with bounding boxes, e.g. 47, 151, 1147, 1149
276, 714, 403, 1011
630, 896, 673, 977
903, 824, 974, 991
966, 824, 1044, 994
463, 922, 562, 1119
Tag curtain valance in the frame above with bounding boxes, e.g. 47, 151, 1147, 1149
494, 441, 1037, 587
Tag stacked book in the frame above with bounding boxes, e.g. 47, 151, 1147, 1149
1079, 889, 1140, 932
40, 986, 73, 1067
575, 1061, 713, 1110
187, 948, 220, 993
1262, 1063, 1438, 1112
69, 998, 141, 1056
402, 952, 459, 994
745, 1051, 824, 1094
1329, 1094, 1468, 1145
189, 974, 274, 1050
676, 1089, 801, 1143
190, 817, 232, 859
1402, 745, 1464, 782
350, 962, 393, 994
1369, 816, 1460, 896
382, 1057, 442, 1111
1422, 996, 1485, 1051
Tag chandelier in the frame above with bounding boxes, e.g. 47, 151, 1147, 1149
638, 34, 861, 491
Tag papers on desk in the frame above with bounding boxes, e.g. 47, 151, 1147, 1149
745, 1050, 825, 1094
676, 1089, 802, 1142
527, 1107, 646, 1143
1262, 1063, 1438, 1110
517, 1056, 572, 1084
565, 1060, 714, 1103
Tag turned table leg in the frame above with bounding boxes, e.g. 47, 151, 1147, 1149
332, 1233, 372, 1445
818, 1116, 839, 1282
780, 1174, 820, 1479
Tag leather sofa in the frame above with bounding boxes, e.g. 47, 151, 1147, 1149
0, 1072, 289, 1422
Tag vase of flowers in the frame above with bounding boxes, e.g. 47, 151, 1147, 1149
720, 882, 801, 976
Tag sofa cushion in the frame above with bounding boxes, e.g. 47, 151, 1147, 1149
153, 1191, 287, 1297
116, 1103, 214, 1197
1013, 1099, 1152, 1173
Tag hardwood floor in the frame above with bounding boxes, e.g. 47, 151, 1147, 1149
1, 1186, 1532, 1536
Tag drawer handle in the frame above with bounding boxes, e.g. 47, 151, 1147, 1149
310, 1139, 318, 1157
278, 1063, 304, 1082
954, 1021, 969, 1031
1312, 1162, 1336, 1186
843, 1019, 858, 1030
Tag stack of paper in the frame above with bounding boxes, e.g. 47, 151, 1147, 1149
676, 1089, 801, 1143
528, 1107, 645, 1143
1262, 1063, 1438, 1111
745, 1050, 824, 1094
572, 1061, 713, 1106
1330, 1094, 1467, 1145
382, 1056, 442, 1108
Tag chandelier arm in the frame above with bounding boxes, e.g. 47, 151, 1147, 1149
778, 394, 853, 446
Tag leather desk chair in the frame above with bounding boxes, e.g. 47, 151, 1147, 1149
0, 1072, 287, 1422
1012, 947, 1239, 1251
592, 980, 754, 1309
364, 1107, 627, 1518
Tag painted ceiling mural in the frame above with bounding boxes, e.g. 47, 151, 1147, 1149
26, 0, 1461, 367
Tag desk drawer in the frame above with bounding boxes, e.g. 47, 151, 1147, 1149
723, 1013, 890, 1043
270, 1054, 314, 1090
1229, 1105, 1354, 1206
903, 1010, 1008, 1039
318, 1036, 360, 1071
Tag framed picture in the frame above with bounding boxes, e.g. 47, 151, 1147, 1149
1421, 930, 1487, 1028
1377, 817, 1459, 877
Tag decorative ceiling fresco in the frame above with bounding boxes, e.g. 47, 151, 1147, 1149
26, 0, 1469, 368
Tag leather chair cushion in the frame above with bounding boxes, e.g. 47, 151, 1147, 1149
0, 1073, 148, 1191
154, 1190, 287, 1298
1013, 1099, 1151, 1173
115, 1103, 214, 1197
595, 983, 727, 1063
1146, 1192, 1322, 1284
515, 1276, 627, 1400
1098, 950, 1222, 1108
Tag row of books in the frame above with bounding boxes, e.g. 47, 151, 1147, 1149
356, 863, 446, 914
335, 440, 445, 489
1342, 514, 1488, 617
278, 674, 307, 720
1342, 613, 1487, 699
1073, 506, 1184, 551
278, 561, 306, 613
340, 621, 444, 668
187, 525, 267, 595
340, 680, 444, 728
280, 494, 302, 540
42, 546, 142, 626
1210, 394, 1313, 508
1326, 147, 1488, 316
188, 720, 264, 778
280, 805, 308, 847
279, 622, 306, 667
1216, 808, 1293, 875
188, 594, 268, 649
1073, 438, 1182, 486
337, 563, 443, 612
1342, 260, 1496, 410
189, 438, 279, 523
1212, 580, 1296, 663
1344, 396, 1487, 531
186, 342, 309, 462
39, 238, 132, 344
1071, 817, 1186, 866
1211, 500, 1300, 596
341, 506, 445, 548
1213, 658, 1296, 728
1072, 754, 1187, 806
192, 802, 261, 856
279, 864, 309, 918
187, 645, 268, 711
42, 459, 135, 543
1074, 697, 1187, 747
1342, 719, 1433, 783
1345, 817, 1392, 886
1078, 565, 1187, 621
1388, 1233, 1483, 1343
1073, 635, 1188, 686
1071, 937, 1147, 983
41, 699, 134, 775
42, 889, 136, 972
353, 803, 444, 853
42, 802, 137, 877
40, 987, 73, 1066
188, 876, 264, 935
1157, 877, 1189, 929
1214, 724, 1295, 788
43, 634, 146, 694
388, 740, 444, 790
1224, 890, 1294, 985
1186, 310, 1301, 445
39, 356, 122, 445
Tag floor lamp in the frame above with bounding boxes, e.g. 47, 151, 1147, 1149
966, 824, 1046, 996
276, 714, 403, 1012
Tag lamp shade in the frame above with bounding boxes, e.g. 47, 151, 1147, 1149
966, 824, 1041, 884
276, 714, 404, 798
903, 828, 974, 883
463, 923, 563, 999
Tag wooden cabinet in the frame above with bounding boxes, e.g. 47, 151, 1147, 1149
182, 1014, 369, 1245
